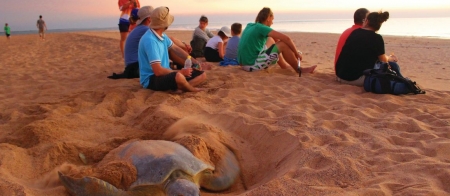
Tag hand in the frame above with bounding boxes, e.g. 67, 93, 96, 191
185, 44, 192, 54
389, 54, 398, 62
180, 68, 193, 77
295, 50, 303, 61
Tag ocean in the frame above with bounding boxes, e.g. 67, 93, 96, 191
8, 17, 450, 39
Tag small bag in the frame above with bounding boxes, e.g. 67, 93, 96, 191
363, 62, 425, 95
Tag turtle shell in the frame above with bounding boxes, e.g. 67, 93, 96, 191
101, 140, 214, 188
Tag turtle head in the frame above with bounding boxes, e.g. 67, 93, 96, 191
165, 178, 199, 196
58, 171, 125, 196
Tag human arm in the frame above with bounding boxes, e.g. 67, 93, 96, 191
217, 41, 225, 59
194, 27, 211, 42
119, 0, 136, 11
268, 30, 302, 60
205, 28, 214, 38
169, 36, 192, 53
151, 62, 193, 77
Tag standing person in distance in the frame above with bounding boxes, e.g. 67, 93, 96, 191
4, 23, 10, 40
36, 15, 47, 40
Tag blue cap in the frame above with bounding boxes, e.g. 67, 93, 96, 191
131, 8, 139, 20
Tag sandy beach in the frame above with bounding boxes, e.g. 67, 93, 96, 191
0, 30, 449, 196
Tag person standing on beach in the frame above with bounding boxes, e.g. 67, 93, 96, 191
118, 0, 140, 58
36, 15, 47, 40
237, 7, 317, 74
4, 23, 10, 40
190, 15, 214, 58
335, 11, 403, 86
334, 8, 369, 72
138, 6, 206, 92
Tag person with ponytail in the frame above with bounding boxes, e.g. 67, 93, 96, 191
336, 11, 403, 86
237, 7, 317, 74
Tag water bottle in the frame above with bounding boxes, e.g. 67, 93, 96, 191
184, 56, 192, 69
297, 58, 302, 77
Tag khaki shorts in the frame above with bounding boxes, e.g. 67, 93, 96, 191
242, 44, 279, 72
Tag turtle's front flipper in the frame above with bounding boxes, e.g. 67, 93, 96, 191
58, 171, 128, 196
200, 149, 240, 191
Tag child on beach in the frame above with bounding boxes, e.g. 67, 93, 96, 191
220, 23, 242, 66
204, 26, 231, 62
4, 23, 10, 40
190, 15, 214, 58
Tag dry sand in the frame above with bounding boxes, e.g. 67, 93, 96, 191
0, 30, 449, 196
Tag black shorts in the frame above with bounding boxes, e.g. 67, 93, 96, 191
204, 47, 223, 62
118, 23, 130, 33
148, 69, 204, 91
5, 33, 10, 37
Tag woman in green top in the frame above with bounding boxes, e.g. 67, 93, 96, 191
237, 7, 316, 74
4, 23, 10, 40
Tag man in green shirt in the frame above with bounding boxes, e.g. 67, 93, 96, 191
4, 23, 10, 40
238, 7, 317, 74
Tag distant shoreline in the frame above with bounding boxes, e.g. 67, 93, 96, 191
6, 28, 450, 40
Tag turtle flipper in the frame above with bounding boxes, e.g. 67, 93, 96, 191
200, 149, 240, 191
58, 171, 127, 196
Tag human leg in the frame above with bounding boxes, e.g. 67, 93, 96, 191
118, 23, 130, 58
275, 42, 316, 73
175, 72, 202, 92
120, 32, 128, 58
204, 47, 222, 62
186, 70, 206, 87
336, 75, 365, 86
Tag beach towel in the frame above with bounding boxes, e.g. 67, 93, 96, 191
219, 57, 239, 66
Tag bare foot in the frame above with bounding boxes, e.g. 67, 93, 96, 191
194, 88, 206, 92
301, 65, 317, 73
200, 62, 212, 70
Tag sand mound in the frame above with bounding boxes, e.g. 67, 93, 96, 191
0, 32, 449, 195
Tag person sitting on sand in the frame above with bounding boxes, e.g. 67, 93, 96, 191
108, 6, 195, 79
237, 7, 317, 74
204, 26, 231, 62
139, 6, 206, 92
334, 8, 369, 72
190, 15, 214, 58
335, 11, 404, 86
220, 23, 242, 66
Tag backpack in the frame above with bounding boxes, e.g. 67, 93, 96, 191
363, 63, 425, 95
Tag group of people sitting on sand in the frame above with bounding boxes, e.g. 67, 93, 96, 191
111, 2, 402, 93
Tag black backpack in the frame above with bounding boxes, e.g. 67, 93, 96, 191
363, 63, 425, 95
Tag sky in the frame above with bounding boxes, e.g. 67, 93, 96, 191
1, 0, 450, 31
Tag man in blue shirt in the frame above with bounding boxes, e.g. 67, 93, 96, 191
138, 6, 206, 92
108, 6, 194, 79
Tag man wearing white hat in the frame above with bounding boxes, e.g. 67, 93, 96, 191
138, 6, 206, 92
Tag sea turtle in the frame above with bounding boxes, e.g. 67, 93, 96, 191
58, 140, 240, 196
